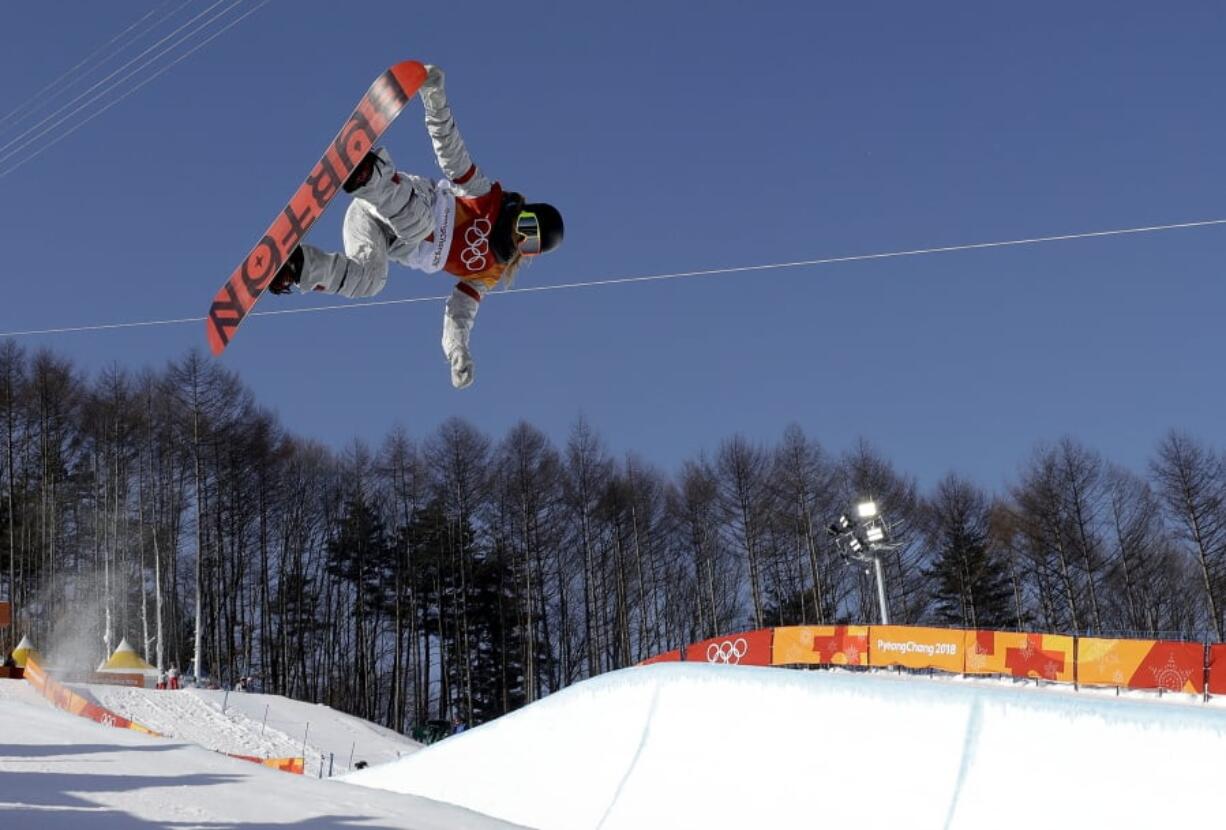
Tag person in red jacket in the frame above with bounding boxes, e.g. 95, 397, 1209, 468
269, 64, 564, 389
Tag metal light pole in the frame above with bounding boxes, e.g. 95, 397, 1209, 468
828, 499, 896, 625
871, 554, 890, 625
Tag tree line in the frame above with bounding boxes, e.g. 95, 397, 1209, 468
1, 341, 1223, 730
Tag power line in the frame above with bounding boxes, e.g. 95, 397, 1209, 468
0, 0, 255, 173
0, 217, 1222, 340
0, 0, 272, 180
0, 0, 185, 135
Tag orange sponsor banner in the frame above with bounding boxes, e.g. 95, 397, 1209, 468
639, 648, 683, 666
1208, 645, 1226, 696
684, 628, 774, 666
228, 753, 306, 775
963, 630, 1074, 682
22, 656, 49, 692
868, 626, 964, 673
772, 625, 869, 666
269, 757, 306, 775
1077, 638, 1205, 694
24, 657, 162, 736
85, 672, 147, 688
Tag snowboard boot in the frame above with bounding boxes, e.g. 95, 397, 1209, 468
268, 245, 305, 295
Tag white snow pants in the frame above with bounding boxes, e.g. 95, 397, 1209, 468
297, 148, 436, 298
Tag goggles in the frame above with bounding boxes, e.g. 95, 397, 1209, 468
514, 210, 543, 256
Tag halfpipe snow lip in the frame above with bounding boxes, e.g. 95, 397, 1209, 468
345, 663, 1226, 830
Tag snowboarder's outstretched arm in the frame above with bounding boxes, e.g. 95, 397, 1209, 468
419, 65, 493, 198
422, 64, 494, 389
442, 281, 486, 389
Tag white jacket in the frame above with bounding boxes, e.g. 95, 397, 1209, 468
299, 75, 493, 366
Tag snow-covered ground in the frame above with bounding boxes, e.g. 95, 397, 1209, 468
0, 678, 524, 829
348, 662, 1226, 830
88, 683, 419, 775
8, 664, 1226, 828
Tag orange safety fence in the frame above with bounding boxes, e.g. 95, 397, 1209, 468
963, 630, 1074, 682
684, 628, 774, 666
23, 657, 162, 736
772, 625, 869, 666
1077, 637, 1205, 694
868, 625, 964, 673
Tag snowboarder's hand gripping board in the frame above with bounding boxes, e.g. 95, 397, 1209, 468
205, 61, 428, 356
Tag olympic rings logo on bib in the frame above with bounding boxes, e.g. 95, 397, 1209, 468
460, 218, 492, 272
706, 638, 749, 664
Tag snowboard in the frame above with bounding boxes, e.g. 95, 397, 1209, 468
206, 60, 428, 356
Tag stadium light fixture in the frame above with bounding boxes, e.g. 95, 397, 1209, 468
829, 497, 893, 625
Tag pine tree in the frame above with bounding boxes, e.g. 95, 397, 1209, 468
398, 497, 449, 724
463, 537, 537, 724
925, 474, 1012, 629
326, 493, 394, 718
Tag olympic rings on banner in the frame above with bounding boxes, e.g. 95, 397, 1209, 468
706, 637, 750, 664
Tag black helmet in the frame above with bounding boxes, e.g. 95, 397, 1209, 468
492, 192, 564, 263
521, 202, 564, 255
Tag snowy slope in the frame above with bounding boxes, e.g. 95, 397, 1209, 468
88, 684, 420, 775
347, 663, 1226, 830
0, 681, 525, 829
0, 675, 49, 708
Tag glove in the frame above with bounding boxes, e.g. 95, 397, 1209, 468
420, 64, 447, 110
422, 64, 445, 91
448, 346, 474, 389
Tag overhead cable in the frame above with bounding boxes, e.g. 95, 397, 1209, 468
0, 217, 1221, 341
0, 0, 263, 176
0, 0, 184, 134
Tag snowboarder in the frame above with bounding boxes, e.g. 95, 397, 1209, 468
268, 64, 564, 389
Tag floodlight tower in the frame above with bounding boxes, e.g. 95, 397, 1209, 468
828, 498, 895, 625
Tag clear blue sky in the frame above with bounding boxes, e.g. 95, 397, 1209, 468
1, 1, 1224, 490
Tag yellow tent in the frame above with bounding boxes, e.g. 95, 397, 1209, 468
98, 638, 157, 675
11, 634, 36, 668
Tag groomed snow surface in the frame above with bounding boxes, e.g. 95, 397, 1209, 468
348, 663, 1226, 830
6, 664, 1226, 828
